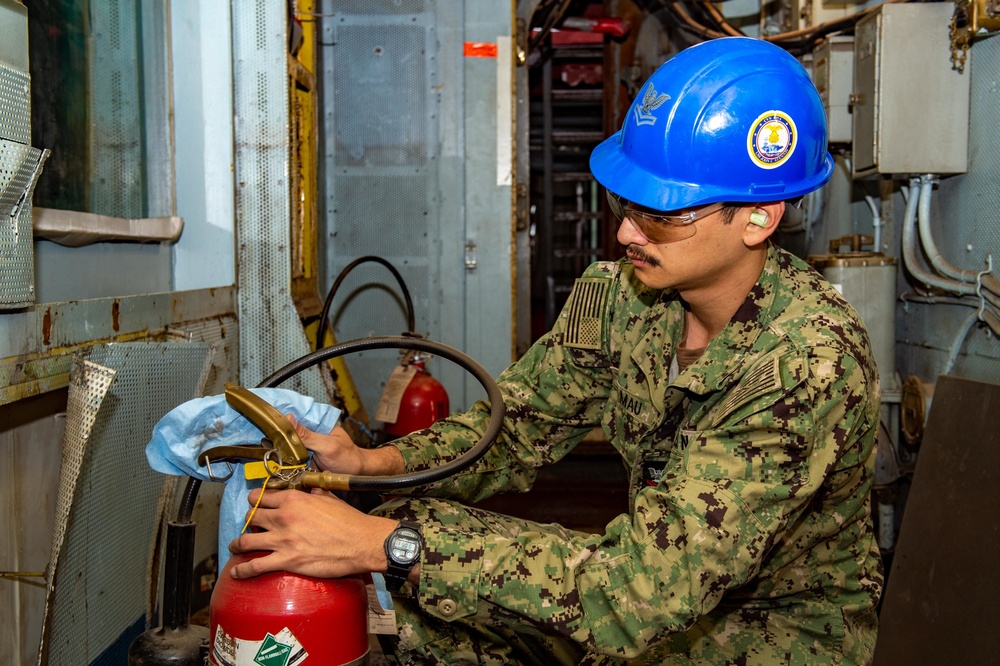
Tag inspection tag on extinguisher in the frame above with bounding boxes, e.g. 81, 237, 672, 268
375, 364, 418, 424
366, 581, 398, 634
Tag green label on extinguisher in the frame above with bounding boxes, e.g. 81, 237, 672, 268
211, 625, 308, 666
254, 634, 293, 666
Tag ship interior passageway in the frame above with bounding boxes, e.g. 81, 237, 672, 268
1, 1, 998, 664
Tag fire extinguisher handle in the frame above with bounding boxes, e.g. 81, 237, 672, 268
223, 383, 311, 467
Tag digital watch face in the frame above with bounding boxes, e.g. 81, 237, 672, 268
389, 527, 421, 564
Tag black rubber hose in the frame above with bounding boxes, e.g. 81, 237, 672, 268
177, 477, 202, 524
259, 335, 505, 492
316, 256, 416, 351
177, 335, 504, 518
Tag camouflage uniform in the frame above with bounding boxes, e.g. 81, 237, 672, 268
379, 244, 883, 665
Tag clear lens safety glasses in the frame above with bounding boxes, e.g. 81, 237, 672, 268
606, 190, 725, 243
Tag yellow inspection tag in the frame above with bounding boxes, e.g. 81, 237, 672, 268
244, 459, 280, 480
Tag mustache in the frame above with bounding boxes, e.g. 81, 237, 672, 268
624, 245, 661, 267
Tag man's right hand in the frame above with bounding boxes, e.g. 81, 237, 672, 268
287, 417, 405, 477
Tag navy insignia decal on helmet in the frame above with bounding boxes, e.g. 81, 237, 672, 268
748, 110, 797, 169
633, 83, 671, 127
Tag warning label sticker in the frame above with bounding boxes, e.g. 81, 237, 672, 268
211, 626, 308, 666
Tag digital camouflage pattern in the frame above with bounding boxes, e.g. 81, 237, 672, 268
381, 243, 883, 665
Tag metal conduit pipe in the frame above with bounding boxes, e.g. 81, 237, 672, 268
901, 180, 977, 296
865, 194, 882, 253
943, 310, 982, 376
917, 175, 984, 283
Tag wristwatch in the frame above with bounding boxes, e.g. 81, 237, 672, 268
384, 521, 423, 592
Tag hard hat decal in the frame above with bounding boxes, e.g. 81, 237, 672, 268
747, 111, 797, 169
633, 83, 671, 126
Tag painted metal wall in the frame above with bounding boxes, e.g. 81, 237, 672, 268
318, 1, 516, 415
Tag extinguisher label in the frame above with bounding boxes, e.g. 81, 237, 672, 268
375, 364, 419, 424
211, 625, 309, 666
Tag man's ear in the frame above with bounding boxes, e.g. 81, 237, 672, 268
742, 201, 785, 246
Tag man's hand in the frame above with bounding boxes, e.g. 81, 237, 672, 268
228, 487, 399, 580
287, 416, 406, 477
288, 417, 365, 474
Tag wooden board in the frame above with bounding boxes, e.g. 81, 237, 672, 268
874, 375, 1000, 664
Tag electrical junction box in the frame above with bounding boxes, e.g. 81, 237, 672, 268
813, 36, 854, 144
792, 0, 866, 31
851, 2, 970, 178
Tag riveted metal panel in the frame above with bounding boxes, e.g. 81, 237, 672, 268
323, 5, 444, 415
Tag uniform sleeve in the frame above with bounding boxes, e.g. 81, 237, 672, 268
390, 264, 619, 504
413, 347, 878, 658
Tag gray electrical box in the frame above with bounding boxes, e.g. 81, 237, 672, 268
851, 2, 970, 178
814, 36, 854, 144
792, 0, 866, 32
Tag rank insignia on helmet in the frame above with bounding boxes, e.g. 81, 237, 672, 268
748, 110, 797, 169
633, 83, 671, 126
563, 277, 609, 350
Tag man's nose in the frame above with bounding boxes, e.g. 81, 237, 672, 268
616, 215, 647, 246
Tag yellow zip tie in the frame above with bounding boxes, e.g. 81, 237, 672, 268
240, 462, 308, 535
1, 572, 46, 579
241, 476, 271, 535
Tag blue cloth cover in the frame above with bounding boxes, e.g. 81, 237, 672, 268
146, 388, 342, 571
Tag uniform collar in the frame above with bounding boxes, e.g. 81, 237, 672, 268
627, 243, 784, 399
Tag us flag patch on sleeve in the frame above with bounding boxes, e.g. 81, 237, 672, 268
563, 277, 609, 350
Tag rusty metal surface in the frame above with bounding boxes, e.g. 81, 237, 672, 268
874, 375, 1000, 664
0, 286, 236, 406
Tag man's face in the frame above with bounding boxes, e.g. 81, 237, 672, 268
616, 203, 754, 292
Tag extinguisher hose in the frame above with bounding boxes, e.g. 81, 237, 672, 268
178, 335, 504, 517
316, 256, 416, 351
259, 335, 505, 492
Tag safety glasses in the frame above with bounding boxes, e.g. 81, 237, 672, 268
606, 190, 725, 243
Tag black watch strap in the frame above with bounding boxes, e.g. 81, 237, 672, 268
384, 521, 422, 592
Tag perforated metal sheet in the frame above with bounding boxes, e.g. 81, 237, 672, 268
232, 1, 328, 399
0, 139, 46, 308
0, 64, 30, 143
167, 315, 240, 397
38, 343, 212, 665
88, 0, 144, 218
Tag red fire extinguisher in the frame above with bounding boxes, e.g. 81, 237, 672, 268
133, 337, 501, 666
208, 553, 369, 666
380, 352, 450, 439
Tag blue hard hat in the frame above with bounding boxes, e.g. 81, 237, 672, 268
590, 37, 834, 211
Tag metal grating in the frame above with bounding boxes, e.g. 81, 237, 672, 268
38, 343, 212, 665
0, 139, 46, 308
232, 0, 328, 398
0, 64, 30, 143
88, 0, 144, 218
338, 0, 427, 13
325, 7, 442, 416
